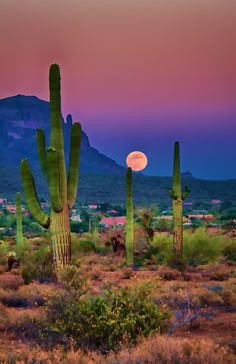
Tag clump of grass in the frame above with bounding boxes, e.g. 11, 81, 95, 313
0, 273, 24, 290
0, 334, 234, 364
122, 267, 134, 279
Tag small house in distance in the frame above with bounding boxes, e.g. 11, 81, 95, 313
99, 216, 126, 228
88, 202, 98, 209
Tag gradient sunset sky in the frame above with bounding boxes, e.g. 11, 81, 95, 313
0, 0, 236, 179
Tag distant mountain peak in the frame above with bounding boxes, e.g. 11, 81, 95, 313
181, 171, 194, 178
0, 94, 125, 175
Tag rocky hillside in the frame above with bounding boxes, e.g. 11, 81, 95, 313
0, 95, 125, 174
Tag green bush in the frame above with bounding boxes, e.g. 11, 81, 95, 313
0, 240, 10, 265
151, 234, 172, 264
150, 228, 228, 267
223, 241, 236, 261
44, 272, 169, 353
19, 240, 55, 284
71, 233, 96, 256
183, 228, 226, 266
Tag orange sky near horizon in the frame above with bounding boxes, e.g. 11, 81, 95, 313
0, 0, 235, 119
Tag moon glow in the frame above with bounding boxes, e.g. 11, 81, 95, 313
126, 151, 148, 171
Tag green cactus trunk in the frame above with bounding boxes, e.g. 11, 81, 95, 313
50, 204, 71, 273
16, 192, 23, 258
172, 142, 182, 259
172, 198, 183, 259
169, 142, 189, 267
20, 64, 81, 281
126, 167, 134, 266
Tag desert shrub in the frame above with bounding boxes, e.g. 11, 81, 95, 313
157, 267, 181, 281
0, 291, 29, 307
122, 267, 134, 279
152, 229, 229, 267
149, 234, 173, 264
223, 241, 236, 261
0, 239, 10, 265
17, 282, 55, 307
44, 275, 169, 353
71, 233, 96, 256
0, 273, 24, 290
221, 289, 236, 306
108, 263, 117, 272
0, 335, 235, 364
0, 302, 9, 325
183, 228, 226, 266
193, 287, 224, 306
105, 334, 236, 364
19, 241, 55, 284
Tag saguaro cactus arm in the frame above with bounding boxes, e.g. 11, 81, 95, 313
169, 188, 178, 200
67, 122, 81, 209
47, 147, 63, 212
49, 64, 67, 205
182, 186, 190, 200
126, 167, 134, 266
20, 159, 50, 228
36, 128, 48, 179
16, 192, 23, 255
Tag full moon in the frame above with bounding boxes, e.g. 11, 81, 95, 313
126, 151, 148, 171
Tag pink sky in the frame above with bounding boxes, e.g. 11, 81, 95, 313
0, 0, 235, 118
0, 0, 236, 178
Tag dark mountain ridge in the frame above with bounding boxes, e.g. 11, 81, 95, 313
0, 94, 125, 174
0, 95, 235, 205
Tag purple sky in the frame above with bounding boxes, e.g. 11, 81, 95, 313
0, 0, 236, 179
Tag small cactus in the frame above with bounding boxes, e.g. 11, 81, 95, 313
125, 167, 134, 266
16, 192, 23, 258
169, 142, 190, 266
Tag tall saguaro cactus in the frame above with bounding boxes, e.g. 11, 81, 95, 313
169, 142, 189, 266
126, 167, 134, 266
20, 64, 81, 277
16, 192, 23, 257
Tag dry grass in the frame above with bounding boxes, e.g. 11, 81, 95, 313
0, 236, 235, 363
0, 334, 235, 363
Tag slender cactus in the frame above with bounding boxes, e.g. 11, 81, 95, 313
169, 142, 190, 267
125, 167, 134, 266
20, 64, 81, 278
16, 192, 23, 258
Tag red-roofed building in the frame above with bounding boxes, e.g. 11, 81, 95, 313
108, 210, 118, 214
88, 202, 98, 209
99, 216, 126, 228
211, 200, 221, 204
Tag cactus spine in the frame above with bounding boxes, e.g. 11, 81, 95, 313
16, 192, 23, 257
169, 142, 189, 266
20, 64, 81, 278
126, 167, 134, 266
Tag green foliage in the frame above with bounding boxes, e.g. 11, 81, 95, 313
45, 278, 169, 353
19, 240, 55, 284
183, 228, 226, 266
223, 241, 236, 261
157, 218, 173, 232
0, 240, 10, 265
151, 234, 173, 264
152, 228, 228, 267
71, 233, 96, 256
